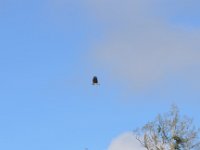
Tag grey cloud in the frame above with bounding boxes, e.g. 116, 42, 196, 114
47, 0, 200, 88
86, 0, 200, 88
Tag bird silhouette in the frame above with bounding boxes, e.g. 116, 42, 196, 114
92, 76, 99, 85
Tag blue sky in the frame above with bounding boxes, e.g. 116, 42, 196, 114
0, 0, 200, 150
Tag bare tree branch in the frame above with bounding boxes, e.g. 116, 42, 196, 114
134, 105, 200, 150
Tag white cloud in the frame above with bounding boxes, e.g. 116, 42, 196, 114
46, 0, 200, 89
87, 0, 200, 89
107, 132, 145, 150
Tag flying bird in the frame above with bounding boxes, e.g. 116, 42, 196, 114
92, 76, 99, 85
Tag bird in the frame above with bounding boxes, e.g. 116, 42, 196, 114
92, 76, 99, 85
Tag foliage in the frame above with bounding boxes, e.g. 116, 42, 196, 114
134, 105, 200, 150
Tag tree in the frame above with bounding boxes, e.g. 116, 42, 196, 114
134, 105, 200, 150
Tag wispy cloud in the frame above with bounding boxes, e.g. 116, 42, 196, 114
45, 0, 200, 89
107, 132, 145, 150
86, 0, 200, 89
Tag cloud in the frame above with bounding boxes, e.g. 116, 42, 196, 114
107, 132, 145, 150
86, 0, 200, 89
45, 0, 200, 89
